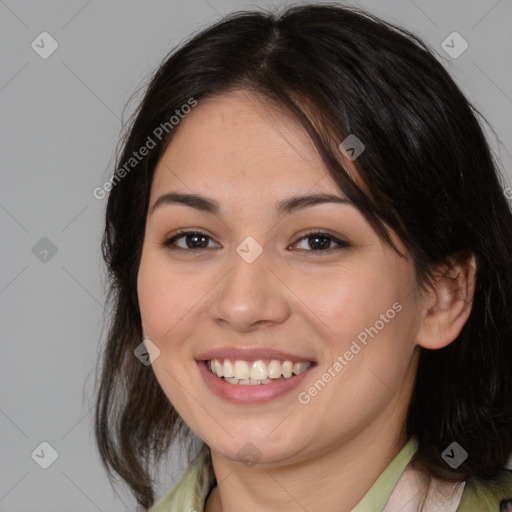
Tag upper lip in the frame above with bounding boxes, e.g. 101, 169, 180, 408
196, 347, 316, 364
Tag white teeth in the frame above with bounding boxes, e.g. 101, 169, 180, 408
214, 359, 224, 377
249, 360, 267, 380
223, 359, 234, 378
225, 377, 262, 386
292, 362, 311, 375
206, 358, 312, 384
234, 360, 250, 380
282, 361, 293, 378
267, 360, 282, 379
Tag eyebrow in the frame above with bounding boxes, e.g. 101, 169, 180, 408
150, 191, 353, 217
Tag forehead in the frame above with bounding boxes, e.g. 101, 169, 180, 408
150, 89, 348, 198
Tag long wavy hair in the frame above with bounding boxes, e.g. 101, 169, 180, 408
93, 3, 512, 508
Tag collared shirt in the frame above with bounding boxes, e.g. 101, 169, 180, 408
150, 437, 512, 512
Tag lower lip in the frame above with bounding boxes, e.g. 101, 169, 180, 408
197, 360, 315, 404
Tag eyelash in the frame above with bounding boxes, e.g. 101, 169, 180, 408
161, 229, 349, 254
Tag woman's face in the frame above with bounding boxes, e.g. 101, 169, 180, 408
137, 89, 426, 464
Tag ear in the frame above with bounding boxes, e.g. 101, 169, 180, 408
415, 250, 477, 350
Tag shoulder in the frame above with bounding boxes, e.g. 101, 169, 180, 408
456, 469, 512, 512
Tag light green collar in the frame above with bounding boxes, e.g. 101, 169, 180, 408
352, 436, 419, 511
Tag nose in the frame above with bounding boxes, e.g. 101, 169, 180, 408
208, 244, 291, 332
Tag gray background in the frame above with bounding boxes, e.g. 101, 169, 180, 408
1, 0, 511, 510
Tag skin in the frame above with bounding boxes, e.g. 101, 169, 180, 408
137, 89, 476, 512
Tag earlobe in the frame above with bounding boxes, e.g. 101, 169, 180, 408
415, 251, 477, 350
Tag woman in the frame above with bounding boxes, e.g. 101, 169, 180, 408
94, 4, 512, 511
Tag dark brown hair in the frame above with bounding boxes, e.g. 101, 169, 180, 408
94, 3, 512, 508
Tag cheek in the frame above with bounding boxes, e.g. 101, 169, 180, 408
137, 251, 195, 343
294, 261, 415, 401
137, 253, 206, 404
299, 269, 415, 439
291, 265, 400, 341
137, 249, 223, 352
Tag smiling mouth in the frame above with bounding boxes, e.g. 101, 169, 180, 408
206, 358, 313, 385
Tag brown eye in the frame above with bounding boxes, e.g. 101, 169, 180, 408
290, 231, 349, 252
163, 230, 220, 250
